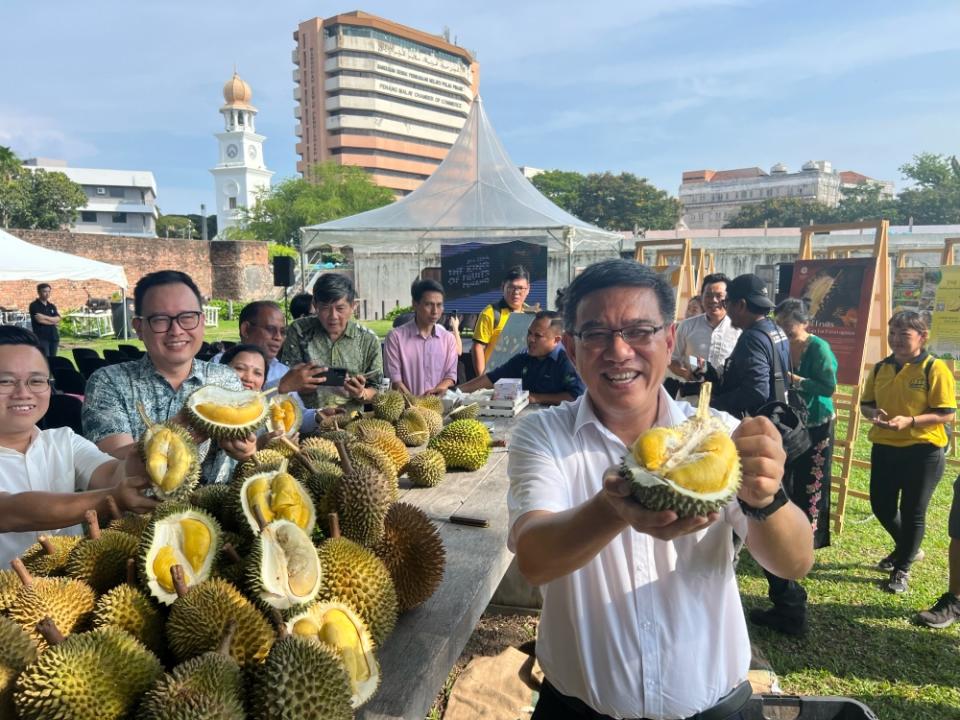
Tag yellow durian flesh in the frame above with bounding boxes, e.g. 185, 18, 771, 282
240, 467, 315, 536
268, 396, 301, 435
246, 477, 276, 525
139, 422, 199, 498
142, 511, 219, 604
186, 385, 269, 440
195, 399, 265, 425
179, 519, 212, 573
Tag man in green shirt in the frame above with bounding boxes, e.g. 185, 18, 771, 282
280, 273, 382, 411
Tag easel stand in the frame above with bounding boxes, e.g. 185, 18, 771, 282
634, 238, 698, 321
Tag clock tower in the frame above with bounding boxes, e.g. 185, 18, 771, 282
210, 71, 273, 239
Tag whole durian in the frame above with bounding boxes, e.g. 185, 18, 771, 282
428, 419, 492, 471
371, 390, 405, 422
65, 511, 140, 593
394, 404, 430, 447
333, 443, 393, 548
374, 503, 445, 612
21, 534, 80, 576
351, 425, 409, 474
622, 382, 741, 517
92, 563, 165, 656
7, 560, 96, 652
232, 448, 288, 483
0, 569, 22, 612
0, 615, 36, 717
299, 435, 340, 462
405, 449, 446, 488
14, 622, 163, 720
412, 394, 444, 415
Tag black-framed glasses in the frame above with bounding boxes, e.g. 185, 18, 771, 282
0, 377, 53, 395
573, 324, 665, 350
139, 311, 203, 333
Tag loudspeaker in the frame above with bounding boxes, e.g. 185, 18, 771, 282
273, 256, 295, 287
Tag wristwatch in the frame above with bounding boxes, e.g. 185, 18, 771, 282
737, 486, 788, 521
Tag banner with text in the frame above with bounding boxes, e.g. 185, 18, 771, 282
441, 241, 548, 313
789, 257, 876, 385
893, 265, 960, 360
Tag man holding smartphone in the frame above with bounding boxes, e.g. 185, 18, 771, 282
280, 274, 382, 410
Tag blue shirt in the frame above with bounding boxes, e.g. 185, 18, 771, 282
712, 317, 792, 418
487, 345, 585, 398
81, 355, 243, 484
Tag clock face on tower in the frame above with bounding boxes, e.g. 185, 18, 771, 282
225, 144, 239, 159
248, 145, 258, 161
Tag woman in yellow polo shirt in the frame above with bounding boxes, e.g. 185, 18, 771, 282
861, 311, 957, 594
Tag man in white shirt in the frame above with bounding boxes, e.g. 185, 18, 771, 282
0, 326, 157, 567
668, 273, 740, 400
508, 259, 813, 720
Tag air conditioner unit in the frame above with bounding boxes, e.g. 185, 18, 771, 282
96, 187, 106, 195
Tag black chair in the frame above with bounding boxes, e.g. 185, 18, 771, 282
196, 352, 216, 362
72, 347, 100, 364
49, 356, 75, 372
39, 394, 84, 434
220, 340, 237, 351
118, 344, 144, 358
76, 356, 110, 380
52, 367, 87, 396
103, 349, 128, 364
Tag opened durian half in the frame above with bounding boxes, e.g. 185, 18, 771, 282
622, 382, 741, 517
140, 507, 221, 605
287, 601, 379, 708
267, 394, 302, 438
137, 403, 201, 501
239, 460, 316, 536
185, 384, 270, 440
245, 519, 322, 610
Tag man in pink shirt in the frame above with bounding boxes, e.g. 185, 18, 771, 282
384, 279, 459, 396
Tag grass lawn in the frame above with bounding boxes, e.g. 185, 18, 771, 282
739, 413, 960, 719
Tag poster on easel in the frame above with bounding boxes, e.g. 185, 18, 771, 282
789, 257, 876, 385
440, 240, 547, 313
893, 265, 960, 359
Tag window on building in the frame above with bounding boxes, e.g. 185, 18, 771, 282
228, 197, 237, 210
96, 187, 107, 195
109, 187, 125, 198
80, 211, 97, 223
112, 212, 127, 223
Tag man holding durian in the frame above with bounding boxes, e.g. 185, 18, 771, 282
508, 259, 813, 720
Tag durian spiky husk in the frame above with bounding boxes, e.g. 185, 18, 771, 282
374, 503, 445, 612
0, 570, 21, 613
107, 513, 152, 539
623, 382, 741, 518
395, 407, 430, 447
428, 419, 492, 471
371, 390, 406, 422
317, 536, 398, 647
244, 519, 322, 610
7, 577, 97, 652
232, 448, 288, 484
334, 463, 393, 548
21, 535, 80, 576
346, 418, 395, 438
65, 529, 140, 593
139, 645, 245, 720
347, 443, 399, 499
298, 436, 340, 463
420, 408, 443, 438
405, 448, 446, 488
0, 615, 36, 718
352, 426, 409, 472
412, 394, 444, 415
287, 601, 380, 708
166, 579, 274, 666
14, 626, 163, 720
139, 507, 222, 605
189, 483, 236, 530
185, 384, 269, 441
249, 635, 353, 720
138, 420, 201, 501
92, 583, 165, 656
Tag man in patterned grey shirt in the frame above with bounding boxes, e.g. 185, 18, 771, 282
280, 273, 382, 412
82, 271, 256, 484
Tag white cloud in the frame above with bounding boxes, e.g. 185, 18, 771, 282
0, 109, 98, 161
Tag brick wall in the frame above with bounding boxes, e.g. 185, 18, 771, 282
0, 229, 271, 312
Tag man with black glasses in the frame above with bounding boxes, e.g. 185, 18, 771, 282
82, 270, 255, 484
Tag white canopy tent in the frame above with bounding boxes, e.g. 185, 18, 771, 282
0, 228, 130, 338
299, 96, 623, 284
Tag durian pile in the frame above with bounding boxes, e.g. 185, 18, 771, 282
0, 384, 453, 720
620, 382, 741, 517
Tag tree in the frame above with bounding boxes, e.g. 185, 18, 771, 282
833, 183, 904, 224
3, 168, 87, 230
0, 145, 25, 227
157, 214, 197, 239
235, 161, 395, 247
897, 152, 960, 224
531, 169, 681, 231
723, 197, 837, 228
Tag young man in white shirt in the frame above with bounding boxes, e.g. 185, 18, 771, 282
0, 326, 157, 567
508, 259, 813, 720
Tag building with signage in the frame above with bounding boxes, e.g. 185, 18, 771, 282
292, 11, 479, 195
22, 158, 158, 237
679, 160, 892, 229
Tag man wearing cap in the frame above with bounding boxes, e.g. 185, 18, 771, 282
711, 273, 792, 419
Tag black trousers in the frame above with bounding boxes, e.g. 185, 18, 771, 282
37, 337, 59, 361
869, 443, 945, 572
531, 680, 746, 720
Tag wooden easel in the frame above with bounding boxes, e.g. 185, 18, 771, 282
797, 221, 890, 534
634, 238, 697, 320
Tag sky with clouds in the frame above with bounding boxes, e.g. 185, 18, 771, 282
1, 0, 958, 215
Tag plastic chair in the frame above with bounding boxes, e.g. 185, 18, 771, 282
103, 349, 128, 364
49, 356, 75, 372
72, 347, 100, 364
52, 367, 87, 396
118, 344, 144, 358
39, 394, 84, 435
76, 356, 110, 380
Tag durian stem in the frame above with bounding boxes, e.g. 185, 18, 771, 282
262, 386, 279, 398
125, 558, 137, 586
217, 620, 237, 656
38, 535, 56, 555
105, 495, 122, 521
170, 564, 189, 598
10, 558, 33, 587
136, 401, 155, 429
269, 608, 285, 636
84, 509, 102, 540
328, 513, 341, 539
222, 543, 242, 565
36, 617, 66, 647
251, 503, 268, 532
334, 441, 354, 475
280, 436, 319, 475
697, 382, 712, 420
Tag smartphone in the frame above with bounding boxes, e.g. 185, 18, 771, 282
315, 367, 348, 387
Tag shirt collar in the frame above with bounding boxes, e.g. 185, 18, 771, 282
0, 427, 41, 457
547, 344, 564, 361
137, 353, 203, 384
573, 386, 680, 447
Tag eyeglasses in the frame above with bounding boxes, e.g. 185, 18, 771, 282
0, 377, 53, 395
138, 311, 203, 333
573, 324, 664, 350
249, 322, 286, 337
505, 285, 529, 293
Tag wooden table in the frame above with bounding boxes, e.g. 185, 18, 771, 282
358, 430, 518, 719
